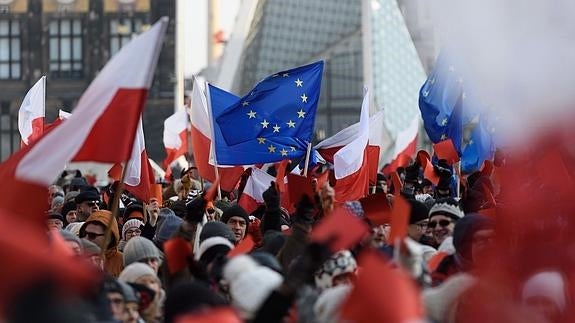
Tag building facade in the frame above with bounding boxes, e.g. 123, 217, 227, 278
216, 0, 437, 153
0, 0, 176, 162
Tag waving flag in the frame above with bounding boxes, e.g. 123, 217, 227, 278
332, 90, 371, 201
18, 76, 45, 146
190, 80, 244, 192
122, 119, 155, 202
419, 52, 494, 173
163, 108, 189, 175
211, 61, 324, 165
0, 17, 168, 221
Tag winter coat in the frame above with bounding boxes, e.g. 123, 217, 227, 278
79, 210, 124, 277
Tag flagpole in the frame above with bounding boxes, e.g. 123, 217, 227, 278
42, 75, 46, 135
100, 164, 128, 260
303, 142, 312, 177
204, 81, 222, 200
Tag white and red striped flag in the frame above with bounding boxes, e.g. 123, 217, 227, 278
383, 115, 419, 174
190, 79, 244, 192
122, 118, 155, 202
162, 108, 189, 179
238, 167, 276, 215
18, 76, 45, 146
331, 90, 371, 201
0, 17, 168, 221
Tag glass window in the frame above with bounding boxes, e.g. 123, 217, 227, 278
109, 18, 146, 57
0, 19, 21, 80
49, 19, 83, 79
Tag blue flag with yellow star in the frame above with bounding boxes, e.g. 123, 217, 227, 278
419, 52, 495, 173
419, 53, 464, 152
210, 61, 324, 165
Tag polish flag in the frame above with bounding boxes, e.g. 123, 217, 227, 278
238, 167, 275, 215
190, 79, 244, 192
122, 119, 155, 202
0, 17, 168, 221
44, 109, 72, 132
162, 108, 189, 178
384, 115, 419, 174
18, 76, 45, 146
315, 110, 390, 164
332, 90, 370, 201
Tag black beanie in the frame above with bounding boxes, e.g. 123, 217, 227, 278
452, 214, 494, 262
199, 221, 236, 244
407, 199, 429, 224
170, 200, 187, 218
61, 201, 77, 217
220, 205, 249, 226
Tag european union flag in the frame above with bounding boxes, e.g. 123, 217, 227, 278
211, 61, 324, 165
419, 53, 495, 173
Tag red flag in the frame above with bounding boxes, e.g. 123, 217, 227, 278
340, 250, 423, 323
389, 195, 411, 243
417, 150, 440, 185
108, 163, 123, 181
164, 238, 193, 274
367, 145, 381, 185
123, 119, 156, 202
287, 173, 315, 206
228, 235, 255, 257
310, 206, 370, 252
151, 184, 163, 205
359, 192, 391, 226
433, 139, 460, 165
391, 172, 403, 196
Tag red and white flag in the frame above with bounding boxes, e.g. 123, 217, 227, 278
315, 109, 391, 165
0, 17, 168, 220
122, 119, 155, 202
18, 76, 45, 146
384, 115, 419, 174
162, 108, 189, 177
332, 90, 371, 201
190, 79, 243, 192
238, 167, 276, 215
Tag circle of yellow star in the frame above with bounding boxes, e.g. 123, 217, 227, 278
261, 119, 269, 128
286, 120, 296, 128
268, 145, 276, 153
295, 79, 303, 87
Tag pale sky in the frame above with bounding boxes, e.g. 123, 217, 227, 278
182, 0, 241, 77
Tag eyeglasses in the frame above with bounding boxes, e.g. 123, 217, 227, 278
428, 219, 452, 229
125, 229, 141, 235
84, 231, 105, 240
87, 201, 100, 207
207, 208, 215, 214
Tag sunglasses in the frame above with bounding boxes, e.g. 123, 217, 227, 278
84, 231, 105, 240
428, 219, 452, 229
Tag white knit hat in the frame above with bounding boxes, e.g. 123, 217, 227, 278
223, 255, 283, 319
122, 219, 143, 240
119, 262, 158, 284
522, 271, 566, 312
315, 250, 357, 290
194, 236, 234, 261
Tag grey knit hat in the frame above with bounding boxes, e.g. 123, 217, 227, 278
123, 236, 163, 267
59, 229, 81, 247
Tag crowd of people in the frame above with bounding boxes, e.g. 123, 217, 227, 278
4, 151, 573, 323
